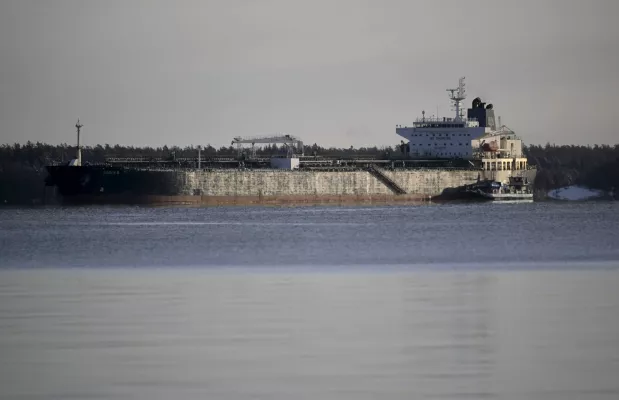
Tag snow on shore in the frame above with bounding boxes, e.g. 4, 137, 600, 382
548, 185, 605, 201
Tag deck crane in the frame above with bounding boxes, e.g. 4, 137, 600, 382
231, 134, 304, 159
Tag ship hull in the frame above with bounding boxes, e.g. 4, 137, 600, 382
45, 165, 536, 206
45, 165, 182, 197
45, 165, 433, 206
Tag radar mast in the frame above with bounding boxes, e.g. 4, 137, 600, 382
446, 77, 466, 121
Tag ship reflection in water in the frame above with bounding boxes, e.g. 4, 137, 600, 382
1, 203, 619, 399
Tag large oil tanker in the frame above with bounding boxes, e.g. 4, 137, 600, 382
45, 78, 537, 205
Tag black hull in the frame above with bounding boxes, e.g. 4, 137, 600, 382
45, 165, 183, 198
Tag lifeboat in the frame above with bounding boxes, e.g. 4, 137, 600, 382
481, 141, 499, 152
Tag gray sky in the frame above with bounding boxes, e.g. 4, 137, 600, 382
1, 0, 618, 148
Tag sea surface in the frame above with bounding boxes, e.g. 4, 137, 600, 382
1, 202, 618, 399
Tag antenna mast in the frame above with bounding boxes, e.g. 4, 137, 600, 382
447, 77, 467, 121
75, 119, 83, 166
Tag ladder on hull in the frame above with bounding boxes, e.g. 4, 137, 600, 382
368, 165, 407, 195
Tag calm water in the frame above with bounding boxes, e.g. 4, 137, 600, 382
1, 202, 619, 399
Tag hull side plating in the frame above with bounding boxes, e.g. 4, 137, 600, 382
46, 165, 534, 205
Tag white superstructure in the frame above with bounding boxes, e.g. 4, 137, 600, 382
396, 116, 484, 159
396, 77, 489, 159
396, 77, 522, 160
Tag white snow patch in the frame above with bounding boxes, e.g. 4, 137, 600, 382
548, 185, 604, 201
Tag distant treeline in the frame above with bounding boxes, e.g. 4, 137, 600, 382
0, 141, 395, 164
524, 144, 619, 196
1, 141, 618, 203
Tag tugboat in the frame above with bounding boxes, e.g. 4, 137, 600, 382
463, 176, 533, 202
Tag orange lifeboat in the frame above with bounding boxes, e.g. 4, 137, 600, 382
481, 141, 499, 152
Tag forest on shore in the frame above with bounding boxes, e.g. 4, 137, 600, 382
1, 141, 618, 204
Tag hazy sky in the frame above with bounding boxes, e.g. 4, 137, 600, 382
1, 0, 618, 148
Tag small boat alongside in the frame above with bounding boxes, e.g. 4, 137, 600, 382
463, 176, 533, 202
